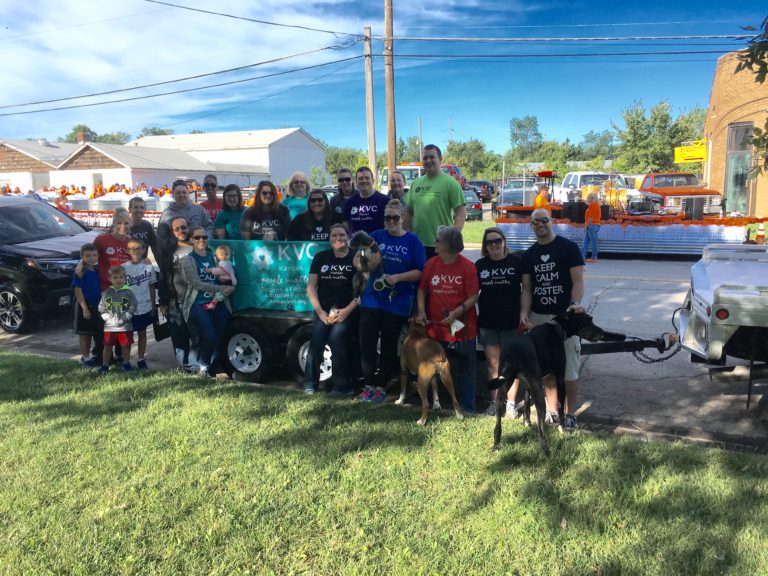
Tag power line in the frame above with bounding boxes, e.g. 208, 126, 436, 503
392, 49, 730, 58
0, 40, 361, 110
381, 34, 749, 42
0, 9, 168, 40
0, 56, 362, 117
404, 19, 751, 30
144, 0, 357, 37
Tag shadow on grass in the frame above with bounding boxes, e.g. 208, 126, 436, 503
481, 430, 768, 575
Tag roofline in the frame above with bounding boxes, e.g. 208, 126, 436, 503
0, 140, 60, 168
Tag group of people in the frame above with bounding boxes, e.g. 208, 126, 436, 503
71, 144, 587, 427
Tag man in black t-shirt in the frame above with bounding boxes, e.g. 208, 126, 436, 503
330, 168, 357, 224
128, 196, 159, 261
520, 208, 585, 430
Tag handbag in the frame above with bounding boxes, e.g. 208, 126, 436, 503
152, 312, 171, 341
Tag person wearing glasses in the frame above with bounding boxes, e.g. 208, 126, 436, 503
287, 189, 332, 241
214, 184, 246, 240
343, 166, 389, 234
283, 172, 310, 220
200, 174, 223, 221
520, 208, 585, 430
331, 168, 356, 223
357, 198, 425, 402
476, 227, 523, 417
404, 145, 466, 260
240, 180, 291, 240
179, 226, 235, 377
416, 225, 479, 413
157, 179, 213, 253
158, 217, 198, 371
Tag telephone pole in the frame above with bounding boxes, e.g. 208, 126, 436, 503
384, 0, 396, 176
364, 26, 377, 178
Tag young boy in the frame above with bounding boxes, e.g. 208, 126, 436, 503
122, 238, 158, 370
128, 196, 159, 261
98, 266, 138, 374
72, 243, 103, 367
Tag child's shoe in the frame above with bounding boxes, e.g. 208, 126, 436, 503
97, 365, 109, 375
80, 356, 96, 368
136, 359, 149, 370
121, 363, 133, 372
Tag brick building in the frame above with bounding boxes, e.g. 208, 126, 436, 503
703, 51, 768, 217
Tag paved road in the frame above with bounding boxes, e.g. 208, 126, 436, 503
1, 256, 766, 450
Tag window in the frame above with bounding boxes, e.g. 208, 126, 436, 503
724, 123, 753, 215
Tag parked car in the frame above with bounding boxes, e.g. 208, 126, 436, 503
0, 196, 97, 332
553, 171, 628, 203
501, 178, 538, 205
441, 164, 467, 188
492, 190, 525, 218
463, 188, 483, 221
468, 180, 494, 202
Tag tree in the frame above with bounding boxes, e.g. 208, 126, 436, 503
612, 101, 681, 173
96, 131, 131, 145
537, 139, 579, 179
402, 136, 422, 162
309, 166, 327, 188
141, 127, 174, 137
325, 146, 362, 175
444, 139, 491, 179
58, 124, 97, 143
509, 115, 543, 161
578, 130, 616, 160
735, 15, 768, 173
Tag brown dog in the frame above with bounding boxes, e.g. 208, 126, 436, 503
395, 319, 464, 425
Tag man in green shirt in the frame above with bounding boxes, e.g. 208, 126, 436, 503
404, 144, 466, 259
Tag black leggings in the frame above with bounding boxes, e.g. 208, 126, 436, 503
359, 308, 408, 389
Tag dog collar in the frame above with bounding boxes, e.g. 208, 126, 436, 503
547, 319, 567, 340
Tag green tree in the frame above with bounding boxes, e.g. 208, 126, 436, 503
141, 127, 174, 137
444, 139, 491, 179
578, 130, 616, 160
735, 16, 768, 173
325, 146, 362, 175
536, 139, 579, 179
309, 166, 327, 188
509, 115, 543, 161
402, 136, 422, 162
612, 101, 681, 173
58, 124, 97, 143
95, 132, 131, 145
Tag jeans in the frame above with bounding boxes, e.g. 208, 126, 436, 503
168, 301, 191, 366
581, 224, 600, 260
439, 338, 477, 413
304, 310, 357, 392
188, 302, 230, 368
359, 308, 408, 389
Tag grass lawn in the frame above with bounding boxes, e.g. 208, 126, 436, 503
462, 219, 491, 244
1, 351, 767, 575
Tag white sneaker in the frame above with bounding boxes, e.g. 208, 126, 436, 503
505, 400, 520, 419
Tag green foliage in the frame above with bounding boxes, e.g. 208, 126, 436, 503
57, 123, 97, 143
509, 115, 543, 161
140, 126, 174, 137
538, 139, 579, 179
325, 146, 361, 175
402, 135, 422, 162
309, 165, 327, 188
445, 139, 490, 179
735, 16, 768, 174
95, 131, 131, 145
578, 130, 616, 160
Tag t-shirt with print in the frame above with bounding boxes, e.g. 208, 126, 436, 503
242, 205, 291, 240
360, 230, 425, 317
287, 215, 331, 242
418, 254, 479, 342
94, 233, 130, 290
121, 261, 158, 315
215, 208, 246, 240
404, 173, 464, 248
309, 249, 356, 312
521, 235, 584, 315
200, 198, 224, 222
71, 267, 101, 306
129, 219, 158, 259
190, 250, 218, 305
343, 192, 390, 234
475, 253, 522, 330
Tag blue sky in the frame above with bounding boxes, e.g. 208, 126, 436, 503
1, 1, 763, 154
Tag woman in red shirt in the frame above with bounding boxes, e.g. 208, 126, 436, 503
416, 225, 479, 412
94, 208, 132, 290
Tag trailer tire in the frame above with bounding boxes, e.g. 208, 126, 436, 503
222, 320, 274, 382
286, 324, 333, 384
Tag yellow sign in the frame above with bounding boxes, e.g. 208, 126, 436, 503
674, 139, 707, 163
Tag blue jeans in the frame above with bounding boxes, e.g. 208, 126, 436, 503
439, 338, 477, 413
304, 311, 356, 392
188, 302, 230, 368
582, 224, 600, 260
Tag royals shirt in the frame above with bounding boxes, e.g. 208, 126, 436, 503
121, 261, 158, 315
521, 236, 584, 315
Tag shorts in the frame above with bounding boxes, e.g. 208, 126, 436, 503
529, 311, 581, 381
104, 331, 134, 347
131, 312, 153, 332
73, 303, 103, 336
478, 327, 519, 348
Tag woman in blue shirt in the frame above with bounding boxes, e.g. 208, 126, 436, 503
214, 184, 246, 240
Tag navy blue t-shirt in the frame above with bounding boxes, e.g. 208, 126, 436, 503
343, 192, 389, 234
521, 236, 584, 315
72, 267, 101, 306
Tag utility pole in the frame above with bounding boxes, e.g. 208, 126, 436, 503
384, 0, 396, 177
418, 114, 423, 161
364, 26, 377, 178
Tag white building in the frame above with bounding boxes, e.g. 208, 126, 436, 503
129, 128, 326, 184
0, 139, 78, 191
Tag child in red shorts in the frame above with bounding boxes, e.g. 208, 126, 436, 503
98, 266, 138, 373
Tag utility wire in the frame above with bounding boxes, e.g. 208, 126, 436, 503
0, 56, 362, 117
0, 41, 360, 110
0, 9, 168, 40
405, 19, 751, 29
144, 0, 356, 37
392, 49, 730, 58
381, 34, 749, 42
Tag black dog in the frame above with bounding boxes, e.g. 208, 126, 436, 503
487, 311, 625, 456
349, 230, 383, 299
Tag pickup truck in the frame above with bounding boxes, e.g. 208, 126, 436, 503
552, 171, 629, 203
679, 244, 768, 364
636, 172, 722, 217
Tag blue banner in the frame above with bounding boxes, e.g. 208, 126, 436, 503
209, 240, 329, 312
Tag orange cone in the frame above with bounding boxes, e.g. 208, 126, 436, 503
757, 223, 765, 244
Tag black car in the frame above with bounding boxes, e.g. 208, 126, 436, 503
0, 196, 96, 332
468, 180, 495, 202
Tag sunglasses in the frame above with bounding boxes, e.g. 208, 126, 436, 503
337, 177, 352, 183
384, 215, 401, 222
204, 183, 217, 188
260, 191, 275, 197
531, 217, 551, 225
192, 235, 209, 240
484, 237, 504, 246
309, 197, 325, 204
173, 225, 188, 231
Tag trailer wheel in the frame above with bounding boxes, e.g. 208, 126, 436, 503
222, 320, 274, 382
286, 324, 333, 384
